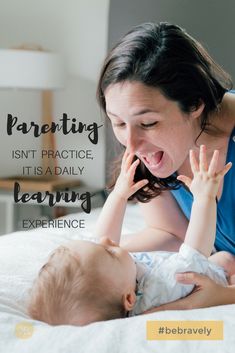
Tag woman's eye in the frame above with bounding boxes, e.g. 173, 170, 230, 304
141, 122, 157, 128
113, 122, 125, 128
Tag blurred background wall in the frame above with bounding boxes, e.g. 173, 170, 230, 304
0, 0, 109, 189
108, 0, 235, 79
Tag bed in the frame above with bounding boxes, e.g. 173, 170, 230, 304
0, 204, 234, 353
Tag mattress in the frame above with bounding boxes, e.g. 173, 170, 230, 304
0, 204, 234, 353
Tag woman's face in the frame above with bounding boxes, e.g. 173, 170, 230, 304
105, 81, 202, 177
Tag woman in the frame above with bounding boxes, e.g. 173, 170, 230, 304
96, 22, 235, 310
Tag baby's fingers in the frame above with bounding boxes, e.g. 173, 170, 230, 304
121, 149, 129, 166
189, 150, 199, 174
208, 150, 219, 176
217, 162, 232, 179
199, 145, 208, 171
131, 179, 149, 194
122, 152, 135, 172
128, 158, 140, 178
177, 175, 192, 189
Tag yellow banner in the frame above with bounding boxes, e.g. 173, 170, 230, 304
147, 320, 223, 340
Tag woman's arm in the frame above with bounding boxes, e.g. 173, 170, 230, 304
120, 190, 188, 252
120, 227, 183, 252
142, 272, 235, 314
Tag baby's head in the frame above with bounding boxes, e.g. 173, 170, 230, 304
28, 237, 137, 326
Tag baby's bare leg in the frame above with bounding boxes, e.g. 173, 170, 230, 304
209, 251, 235, 284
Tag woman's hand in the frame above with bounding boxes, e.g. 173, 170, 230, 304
114, 150, 148, 200
142, 272, 233, 314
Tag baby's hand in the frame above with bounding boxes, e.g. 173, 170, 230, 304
113, 150, 148, 200
177, 145, 232, 199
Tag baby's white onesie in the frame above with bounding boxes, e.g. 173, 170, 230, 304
130, 243, 227, 315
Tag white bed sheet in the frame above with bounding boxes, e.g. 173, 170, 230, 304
0, 204, 234, 353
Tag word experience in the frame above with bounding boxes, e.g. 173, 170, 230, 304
7, 114, 103, 144
22, 219, 85, 229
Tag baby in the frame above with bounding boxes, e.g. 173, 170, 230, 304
28, 146, 235, 325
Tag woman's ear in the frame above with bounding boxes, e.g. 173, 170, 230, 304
122, 291, 136, 311
190, 100, 205, 118
190, 100, 205, 120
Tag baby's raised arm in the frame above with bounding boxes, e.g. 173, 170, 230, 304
94, 151, 148, 243
178, 145, 232, 257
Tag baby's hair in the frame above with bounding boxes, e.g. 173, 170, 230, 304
27, 244, 127, 326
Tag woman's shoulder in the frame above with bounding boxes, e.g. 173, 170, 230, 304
221, 92, 235, 133
207, 92, 235, 147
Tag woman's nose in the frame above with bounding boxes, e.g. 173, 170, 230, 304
126, 128, 139, 153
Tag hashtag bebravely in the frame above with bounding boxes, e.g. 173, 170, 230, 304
158, 326, 212, 336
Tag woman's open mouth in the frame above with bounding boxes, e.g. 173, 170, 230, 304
142, 151, 164, 170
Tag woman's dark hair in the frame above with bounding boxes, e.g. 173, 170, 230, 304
97, 22, 233, 202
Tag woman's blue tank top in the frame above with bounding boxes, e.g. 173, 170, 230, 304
170, 126, 235, 254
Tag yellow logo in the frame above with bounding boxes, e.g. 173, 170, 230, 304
15, 321, 34, 339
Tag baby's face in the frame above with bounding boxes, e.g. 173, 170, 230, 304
66, 237, 137, 292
